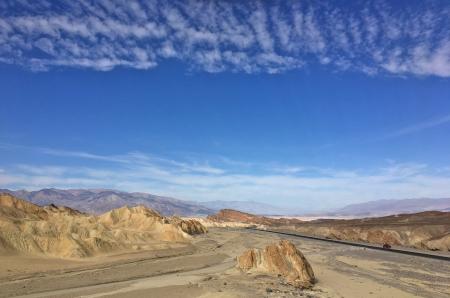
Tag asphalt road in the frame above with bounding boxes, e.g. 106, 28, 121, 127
247, 227, 450, 261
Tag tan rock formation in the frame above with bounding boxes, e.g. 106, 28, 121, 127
0, 194, 191, 258
169, 217, 208, 235
0, 193, 49, 219
209, 208, 450, 252
237, 240, 315, 288
187, 217, 256, 228
292, 211, 450, 251
98, 205, 189, 242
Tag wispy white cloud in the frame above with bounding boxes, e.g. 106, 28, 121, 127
0, 0, 449, 76
382, 113, 450, 139
1, 145, 450, 211
39, 147, 225, 175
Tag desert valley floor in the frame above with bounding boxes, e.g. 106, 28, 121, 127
1, 228, 449, 298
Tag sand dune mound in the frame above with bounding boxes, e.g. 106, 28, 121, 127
169, 217, 208, 235
0, 194, 192, 258
237, 240, 315, 288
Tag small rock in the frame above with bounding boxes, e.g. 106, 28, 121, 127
266, 288, 273, 293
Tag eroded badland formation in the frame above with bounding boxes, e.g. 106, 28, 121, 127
0, 193, 203, 258
207, 208, 450, 252
0, 193, 449, 298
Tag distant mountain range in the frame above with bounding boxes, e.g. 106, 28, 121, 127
331, 198, 450, 217
0, 188, 291, 216
0, 188, 213, 216
1, 188, 449, 217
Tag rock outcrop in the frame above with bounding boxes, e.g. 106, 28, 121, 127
237, 240, 315, 288
169, 217, 208, 235
0, 193, 49, 219
98, 205, 189, 242
0, 193, 193, 258
187, 217, 256, 228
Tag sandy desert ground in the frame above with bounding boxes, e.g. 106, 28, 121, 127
1, 227, 449, 298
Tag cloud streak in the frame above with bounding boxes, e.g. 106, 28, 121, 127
0, 0, 449, 76
1, 145, 450, 211
382, 113, 450, 139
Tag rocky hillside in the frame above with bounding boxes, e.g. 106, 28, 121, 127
1, 188, 213, 216
237, 240, 315, 288
168, 217, 208, 235
0, 193, 206, 258
293, 211, 450, 251
208, 208, 450, 252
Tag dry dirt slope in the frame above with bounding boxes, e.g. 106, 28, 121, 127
0, 193, 206, 258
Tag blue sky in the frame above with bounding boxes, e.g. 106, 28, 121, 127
0, 0, 450, 211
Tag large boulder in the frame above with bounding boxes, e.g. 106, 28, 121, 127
237, 240, 315, 288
